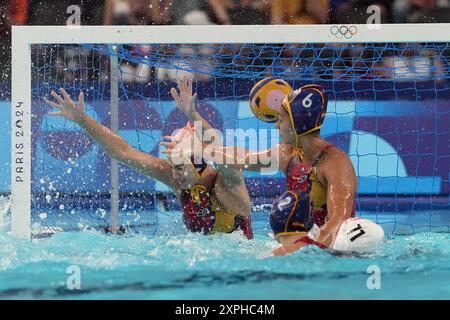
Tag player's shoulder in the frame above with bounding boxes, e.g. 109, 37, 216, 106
321, 144, 355, 174
325, 144, 350, 161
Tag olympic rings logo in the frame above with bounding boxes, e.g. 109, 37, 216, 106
330, 25, 358, 39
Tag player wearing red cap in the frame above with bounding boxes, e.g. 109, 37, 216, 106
44, 77, 253, 239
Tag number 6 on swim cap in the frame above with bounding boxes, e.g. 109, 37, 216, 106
281, 84, 328, 138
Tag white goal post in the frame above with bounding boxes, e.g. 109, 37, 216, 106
11, 24, 450, 238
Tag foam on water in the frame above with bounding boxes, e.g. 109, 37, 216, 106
0, 196, 10, 230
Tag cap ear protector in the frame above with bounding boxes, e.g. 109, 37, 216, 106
269, 190, 315, 241
281, 84, 327, 143
190, 156, 208, 178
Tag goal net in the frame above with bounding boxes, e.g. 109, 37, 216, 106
11, 25, 450, 238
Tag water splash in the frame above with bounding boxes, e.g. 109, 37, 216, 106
0, 195, 11, 230
0, 208, 449, 299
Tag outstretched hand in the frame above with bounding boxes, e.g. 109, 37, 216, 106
170, 75, 197, 117
272, 241, 308, 257
160, 135, 191, 166
44, 88, 86, 124
160, 135, 178, 158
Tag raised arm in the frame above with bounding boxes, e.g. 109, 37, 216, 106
207, 145, 278, 172
170, 76, 217, 144
170, 76, 281, 173
168, 77, 253, 216
45, 88, 173, 188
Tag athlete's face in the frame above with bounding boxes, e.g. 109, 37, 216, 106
275, 102, 296, 144
172, 164, 199, 189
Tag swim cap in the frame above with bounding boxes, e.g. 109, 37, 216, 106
281, 84, 328, 145
270, 190, 315, 240
331, 218, 384, 254
249, 77, 293, 123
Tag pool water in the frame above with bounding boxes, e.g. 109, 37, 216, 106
0, 208, 449, 300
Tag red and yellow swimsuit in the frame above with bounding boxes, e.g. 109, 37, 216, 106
180, 180, 253, 239
286, 144, 355, 228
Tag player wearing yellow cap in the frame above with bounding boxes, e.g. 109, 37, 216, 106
204, 81, 384, 255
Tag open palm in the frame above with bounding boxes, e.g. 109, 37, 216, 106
44, 88, 86, 124
170, 76, 197, 116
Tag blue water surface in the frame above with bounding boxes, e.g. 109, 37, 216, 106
0, 208, 449, 300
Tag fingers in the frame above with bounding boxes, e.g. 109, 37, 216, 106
170, 87, 180, 102
184, 76, 192, 96
160, 141, 171, 147
44, 98, 62, 110
183, 76, 189, 94
175, 75, 196, 98
50, 91, 64, 104
78, 91, 85, 107
177, 75, 186, 93
176, 76, 182, 91
160, 149, 178, 160
59, 88, 72, 102
160, 143, 178, 159
160, 141, 177, 149
177, 74, 191, 92
163, 135, 179, 142
187, 78, 193, 96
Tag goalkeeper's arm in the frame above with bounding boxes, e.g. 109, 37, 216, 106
45, 88, 174, 188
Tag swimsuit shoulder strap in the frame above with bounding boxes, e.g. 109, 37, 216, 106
312, 143, 333, 169
310, 143, 334, 186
